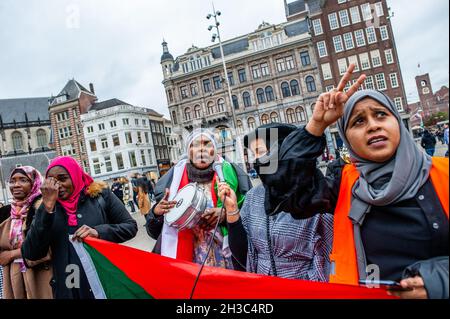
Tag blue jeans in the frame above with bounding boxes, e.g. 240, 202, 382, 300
425, 148, 435, 156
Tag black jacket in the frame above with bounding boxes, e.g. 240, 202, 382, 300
21, 182, 137, 299
421, 132, 437, 149
261, 126, 449, 299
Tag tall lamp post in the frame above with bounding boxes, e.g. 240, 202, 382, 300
207, 5, 245, 169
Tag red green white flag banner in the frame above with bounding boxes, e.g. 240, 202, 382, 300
71, 237, 395, 299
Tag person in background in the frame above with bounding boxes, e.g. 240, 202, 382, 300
0, 166, 52, 299
21, 156, 137, 299
131, 173, 140, 206
121, 177, 136, 213
421, 129, 437, 156
222, 123, 333, 280
443, 124, 449, 157
137, 184, 151, 217
111, 178, 124, 203
140, 174, 155, 202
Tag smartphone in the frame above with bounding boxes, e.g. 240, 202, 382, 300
358, 279, 412, 291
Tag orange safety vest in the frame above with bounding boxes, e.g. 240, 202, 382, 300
329, 157, 449, 285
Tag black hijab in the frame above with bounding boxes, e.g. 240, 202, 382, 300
244, 123, 298, 214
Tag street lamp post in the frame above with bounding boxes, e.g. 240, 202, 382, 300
207, 5, 238, 130
207, 5, 246, 169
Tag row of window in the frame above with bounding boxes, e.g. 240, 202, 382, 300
155, 147, 170, 160
324, 76, 404, 111
316, 26, 388, 58
181, 55, 212, 74
312, 2, 385, 35
89, 131, 152, 152
10, 129, 48, 151
166, 137, 177, 147
182, 77, 317, 121
91, 149, 155, 175
176, 52, 313, 101
321, 49, 395, 80
86, 118, 148, 134
235, 106, 310, 132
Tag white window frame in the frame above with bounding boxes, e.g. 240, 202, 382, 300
361, 3, 373, 21
328, 12, 339, 30
339, 10, 350, 27
333, 35, 344, 53
321, 63, 333, 80
380, 25, 389, 40
312, 19, 323, 35
354, 29, 366, 47
317, 41, 328, 57
366, 26, 377, 44
359, 52, 371, 70
385, 49, 394, 64
375, 73, 387, 91
349, 6, 361, 24
365, 76, 375, 90
390, 73, 399, 88
375, 2, 384, 17
343, 32, 355, 50
394, 97, 403, 111
338, 58, 348, 76
348, 55, 360, 72
371, 49, 382, 67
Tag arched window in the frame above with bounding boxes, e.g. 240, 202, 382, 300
184, 107, 192, 120
281, 82, 291, 98
261, 114, 270, 125
290, 79, 300, 96
171, 111, 178, 125
232, 95, 239, 109
243, 92, 252, 107
36, 129, 47, 148
237, 120, 244, 133
194, 105, 201, 118
265, 86, 274, 102
247, 117, 256, 130
12, 131, 23, 151
256, 88, 266, 104
296, 106, 307, 122
270, 112, 280, 123
306, 76, 316, 92
217, 98, 225, 112
311, 103, 315, 115
286, 108, 296, 124
207, 101, 215, 115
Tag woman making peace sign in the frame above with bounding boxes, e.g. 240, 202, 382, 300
219, 64, 448, 299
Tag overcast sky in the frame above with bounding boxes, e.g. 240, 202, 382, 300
0, 0, 448, 117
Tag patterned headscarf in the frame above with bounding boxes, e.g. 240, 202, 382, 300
46, 156, 94, 227
9, 166, 43, 250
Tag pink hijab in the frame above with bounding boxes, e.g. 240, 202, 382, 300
46, 156, 93, 226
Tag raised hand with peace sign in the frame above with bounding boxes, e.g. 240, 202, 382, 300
306, 64, 366, 137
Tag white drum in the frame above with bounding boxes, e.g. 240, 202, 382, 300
164, 183, 207, 230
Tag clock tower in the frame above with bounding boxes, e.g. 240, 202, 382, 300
415, 73, 434, 115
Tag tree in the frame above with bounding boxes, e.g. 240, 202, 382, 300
424, 112, 449, 127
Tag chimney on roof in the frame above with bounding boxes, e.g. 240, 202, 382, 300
89, 83, 95, 94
